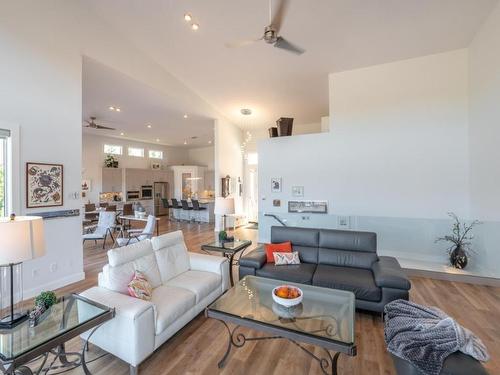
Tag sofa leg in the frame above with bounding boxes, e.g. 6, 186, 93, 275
130, 365, 138, 375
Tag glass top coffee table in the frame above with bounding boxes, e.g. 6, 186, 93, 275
0, 293, 114, 375
206, 276, 356, 375
201, 240, 253, 286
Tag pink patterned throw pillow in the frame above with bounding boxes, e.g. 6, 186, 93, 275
128, 271, 153, 300
273, 251, 301, 265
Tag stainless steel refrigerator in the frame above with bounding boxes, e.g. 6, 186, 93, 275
153, 182, 169, 216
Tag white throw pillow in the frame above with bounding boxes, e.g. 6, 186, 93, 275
152, 231, 190, 283
273, 251, 301, 265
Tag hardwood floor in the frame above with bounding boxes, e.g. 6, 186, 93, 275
35, 218, 500, 374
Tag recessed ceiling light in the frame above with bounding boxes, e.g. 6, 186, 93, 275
156, 138, 160, 142
183, 114, 188, 119
120, 132, 124, 136
147, 124, 152, 128
191, 23, 199, 31
208, 140, 212, 144
240, 108, 252, 116
184, 13, 192, 22
184, 140, 187, 145
115, 108, 121, 112
108, 106, 115, 111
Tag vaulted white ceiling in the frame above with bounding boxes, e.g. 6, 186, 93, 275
82, 57, 214, 147
87, 0, 497, 129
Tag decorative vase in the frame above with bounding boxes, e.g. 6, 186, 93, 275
450, 246, 468, 269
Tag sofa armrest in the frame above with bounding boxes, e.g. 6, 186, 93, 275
239, 248, 266, 269
189, 252, 230, 292
79, 287, 155, 367
372, 256, 411, 290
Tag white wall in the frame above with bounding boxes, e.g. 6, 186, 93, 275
469, 2, 500, 221
82, 133, 190, 203
258, 50, 477, 271
468, 1, 500, 275
188, 146, 214, 171
0, 0, 239, 296
0, 1, 84, 296
214, 119, 243, 230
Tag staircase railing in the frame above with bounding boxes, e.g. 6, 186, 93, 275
264, 213, 287, 227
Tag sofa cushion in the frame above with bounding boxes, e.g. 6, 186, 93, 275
256, 263, 317, 284
312, 265, 381, 302
165, 270, 221, 304
318, 248, 378, 269
151, 285, 196, 335
292, 245, 319, 264
107, 240, 154, 267
106, 246, 162, 294
319, 229, 377, 253
271, 226, 319, 247
152, 231, 190, 283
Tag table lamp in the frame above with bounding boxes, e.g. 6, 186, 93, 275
0, 214, 45, 328
214, 197, 235, 241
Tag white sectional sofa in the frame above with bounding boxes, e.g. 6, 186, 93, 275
80, 230, 229, 374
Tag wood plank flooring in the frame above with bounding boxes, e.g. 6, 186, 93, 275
30, 218, 500, 374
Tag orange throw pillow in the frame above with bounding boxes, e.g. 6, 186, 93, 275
265, 241, 292, 263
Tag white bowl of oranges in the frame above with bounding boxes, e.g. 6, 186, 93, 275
272, 285, 303, 307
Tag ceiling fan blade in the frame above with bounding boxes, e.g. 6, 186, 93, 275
270, 0, 289, 33
225, 37, 262, 48
95, 125, 116, 130
274, 36, 305, 55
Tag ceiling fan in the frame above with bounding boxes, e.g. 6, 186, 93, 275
225, 0, 305, 55
83, 117, 116, 130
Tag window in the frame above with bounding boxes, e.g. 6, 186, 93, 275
0, 129, 9, 216
103, 144, 122, 155
128, 147, 145, 157
148, 150, 163, 159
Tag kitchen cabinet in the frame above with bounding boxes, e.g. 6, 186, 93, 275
170, 165, 207, 199
102, 168, 123, 192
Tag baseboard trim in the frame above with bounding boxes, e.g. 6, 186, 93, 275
24, 272, 86, 299
405, 268, 500, 287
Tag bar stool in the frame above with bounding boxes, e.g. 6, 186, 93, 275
180, 199, 193, 222
171, 198, 182, 221
161, 198, 174, 221
191, 199, 206, 223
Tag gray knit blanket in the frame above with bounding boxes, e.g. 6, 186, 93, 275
384, 299, 489, 375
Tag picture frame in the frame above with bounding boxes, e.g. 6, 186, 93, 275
151, 162, 161, 170
26, 162, 63, 208
81, 179, 91, 192
271, 177, 282, 192
288, 200, 328, 214
292, 186, 304, 197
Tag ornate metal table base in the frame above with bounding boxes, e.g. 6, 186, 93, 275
4, 325, 105, 375
218, 321, 343, 375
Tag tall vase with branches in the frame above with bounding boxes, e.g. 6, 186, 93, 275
435, 212, 481, 269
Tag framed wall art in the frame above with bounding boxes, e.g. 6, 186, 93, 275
271, 177, 282, 192
292, 186, 304, 197
26, 162, 63, 208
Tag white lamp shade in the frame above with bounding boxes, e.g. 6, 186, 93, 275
0, 216, 46, 264
214, 197, 235, 215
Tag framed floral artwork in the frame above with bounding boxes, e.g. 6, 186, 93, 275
26, 162, 63, 208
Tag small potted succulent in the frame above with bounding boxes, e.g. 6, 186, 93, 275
29, 291, 58, 327
435, 212, 481, 269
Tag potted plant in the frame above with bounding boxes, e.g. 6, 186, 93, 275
29, 291, 58, 327
104, 154, 118, 168
435, 212, 481, 269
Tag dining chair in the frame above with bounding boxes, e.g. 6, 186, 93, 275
106, 205, 117, 211
84, 203, 98, 222
115, 215, 156, 247
82, 211, 116, 249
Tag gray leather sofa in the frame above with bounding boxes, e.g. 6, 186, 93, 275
391, 353, 489, 375
239, 226, 411, 313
